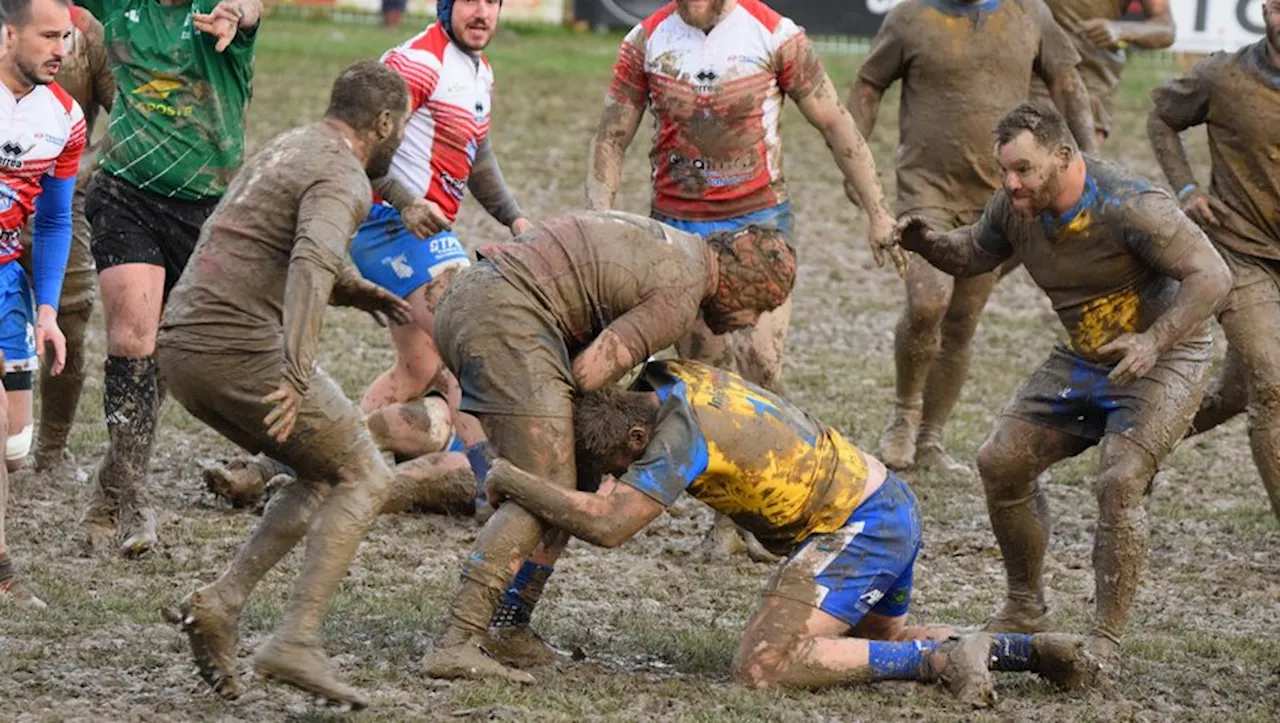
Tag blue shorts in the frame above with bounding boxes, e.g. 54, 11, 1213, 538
765, 473, 921, 626
652, 202, 794, 243
349, 204, 471, 299
0, 261, 36, 374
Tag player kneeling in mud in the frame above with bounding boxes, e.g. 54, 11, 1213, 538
484, 359, 1099, 705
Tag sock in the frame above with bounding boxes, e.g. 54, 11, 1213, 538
867, 640, 940, 681
465, 442, 494, 504
0, 556, 13, 583
446, 431, 466, 454
490, 561, 554, 629
258, 456, 297, 480
989, 633, 1037, 672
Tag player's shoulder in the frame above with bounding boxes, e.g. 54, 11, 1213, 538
47, 82, 77, 114
395, 23, 450, 66
737, 0, 785, 33
638, 2, 680, 38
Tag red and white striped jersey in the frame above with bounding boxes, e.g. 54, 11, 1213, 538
380, 23, 493, 222
0, 82, 86, 263
610, 0, 823, 221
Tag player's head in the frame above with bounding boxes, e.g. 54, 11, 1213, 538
325, 60, 411, 179
1266, 0, 1280, 52
574, 386, 659, 478
994, 102, 1078, 218
676, 0, 730, 31
439, 0, 502, 52
0, 0, 71, 87
703, 225, 796, 335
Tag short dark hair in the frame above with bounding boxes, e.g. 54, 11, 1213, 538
325, 60, 409, 133
0, 0, 70, 28
574, 387, 656, 464
995, 102, 1077, 153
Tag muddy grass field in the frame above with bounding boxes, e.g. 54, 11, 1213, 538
2, 17, 1277, 722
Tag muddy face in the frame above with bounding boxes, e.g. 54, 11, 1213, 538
1267, 0, 1280, 56
996, 132, 1066, 218
676, 0, 728, 31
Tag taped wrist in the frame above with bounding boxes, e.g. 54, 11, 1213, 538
490, 561, 554, 629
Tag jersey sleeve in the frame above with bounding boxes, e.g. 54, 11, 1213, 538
617, 398, 710, 507
774, 21, 827, 101
1149, 54, 1218, 132
607, 24, 649, 109
856, 6, 908, 91
1121, 190, 1209, 272
382, 49, 441, 110
1032, 0, 1083, 82
972, 192, 1017, 259
607, 290, 700, 366
52, 100, 87, 180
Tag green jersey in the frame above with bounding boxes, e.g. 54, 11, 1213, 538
83, 0, 255, 200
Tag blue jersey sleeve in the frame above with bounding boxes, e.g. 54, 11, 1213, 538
617, 397, 709, 507
31, 174, 75, 310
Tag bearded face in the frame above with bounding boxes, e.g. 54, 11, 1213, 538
676, 0, 728, 31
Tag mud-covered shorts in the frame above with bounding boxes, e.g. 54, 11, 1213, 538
764, 473, 921, 627
1002, 341, 1212, 461
434, 261, 574, 419
1218, 246, 1280, 315
349, 204, 471, 299
156, 344, 373, 483
652, 202, 794, 244
86, 172, 218, 298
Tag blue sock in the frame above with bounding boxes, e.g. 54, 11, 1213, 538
989, 634, 1036, 672
464, 442, 493, 500
490, 561, 554, 628
446, 431, 466, 453
867, 640, 940, 680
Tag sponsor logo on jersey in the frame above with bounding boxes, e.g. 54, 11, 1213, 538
132, 78, 194, 118
0, 183, 19, 212
133, 78, 184, 101
0, 141, 31, 169
440, 171, 467, 201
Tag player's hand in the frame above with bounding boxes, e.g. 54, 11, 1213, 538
262, 380, 302, 444
892, 215, 936, 257
484, 469, 508, 508
509, 217, 534, 237
1080, 18, 1122, 48
193, 1, 245, 52
401, 199, 452, 239
34, 304, 65, 376
1181, 189, 1222, 229
869, 212, 907, 278
1097, 332, 1160, 385
334, 277, 413, 327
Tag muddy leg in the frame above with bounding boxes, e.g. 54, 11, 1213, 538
366, 396, 454, 461
1187, 341, 1248, 437
94, 355, 161, 557
485, 528, 571, 668
977, 418, 1089, 631
425, 414, 574, 683
1088, 435, 1157, 661
882, 256, 953, 470
381, 452, 475, 514
34, 302, 91, 473
1219, 299, 1280, 520
253, 444, 393, 709
916, 272, 997, 476
0, 390, 41, 607
359, 279, 452, 414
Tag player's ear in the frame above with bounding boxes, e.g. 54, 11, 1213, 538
375, 108, 396, 140
627, 424, 649, 454
1055, 143, 1073, 169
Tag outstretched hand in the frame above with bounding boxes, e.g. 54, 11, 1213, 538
193, 1, 247, 52
333, 277, 413, 327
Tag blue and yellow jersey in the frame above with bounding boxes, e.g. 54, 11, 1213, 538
617, 360, 871, 556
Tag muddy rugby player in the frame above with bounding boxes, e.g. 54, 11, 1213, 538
892, 102, 1231, 664
156, 62, 438, 709
850, 0, 1096, 477
481, 359, 1101, 705
1148, 0, 1280, 522
588, 0, 902, 562
0, 0, 86, 607
421, 210, 796, 683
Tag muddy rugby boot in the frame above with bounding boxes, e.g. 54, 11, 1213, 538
204, 459, 271, 509
1028, 633, 1103, 691
926, 633, 997, 708
914, 436, 975, 479
254, 634, 371, 711
484, 625, 565, 668
1084, 632, 1120, 668
164, 588, 244, 699
118, 502, 158, 558
878, 404, 922, 470
82, 471, 119, 555
983, 599, 1053, 634
33, 445, 74, 476
0, 574, 47, 609
424, 634, 535, 684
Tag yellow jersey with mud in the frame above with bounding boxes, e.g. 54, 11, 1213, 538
617, 360, 870, 556
967, 157, 1214, 362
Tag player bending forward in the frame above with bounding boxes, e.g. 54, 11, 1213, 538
485, 359, 1100, 705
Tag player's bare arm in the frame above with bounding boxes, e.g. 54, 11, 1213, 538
1081, 0, 1174, 50
571, 327, 641, 393
585, 97, 644, 211
846, 79, 882, 142
1041, 66, 1098, 154
192, 0, 261, 53
1097, 202, 1230, 384
1146, 91, 1221, 228
792, 69, 903, 276
893, 217, 1010, 278
467, 136, 529, 235
486, 458, 664, 548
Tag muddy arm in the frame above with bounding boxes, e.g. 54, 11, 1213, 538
1045, 67, 1098, 154
489, 462, 664, 549
467, 137, 525, 229
370, 175, 418, 215
794, 75, 893, 226
1117, 0, 1175, 49
847, 79, 883, 141
896, 217, 1011, 278
1134, 208, 1231, 353
585, 98, 644, 211
1147, 69, 1209, 195
1146, 113, 1198, 196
